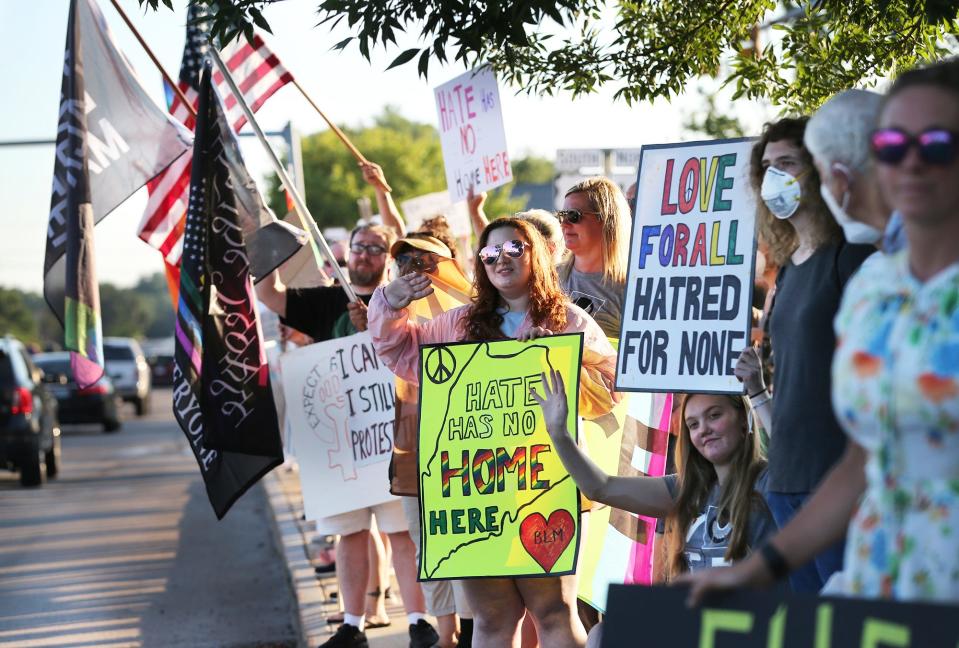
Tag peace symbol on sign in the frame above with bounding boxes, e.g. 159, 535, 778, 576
425, 346, 457, 385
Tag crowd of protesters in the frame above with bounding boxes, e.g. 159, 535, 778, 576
258, 57, 959, 648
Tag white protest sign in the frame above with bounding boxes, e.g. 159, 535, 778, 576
400, 191, 472, 238
617, 138, 757, 393
435, 67, 512, 202
280, 331, 398, 519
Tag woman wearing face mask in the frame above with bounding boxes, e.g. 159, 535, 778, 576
734, 118, 874, 593
530, 372, 775, 647
368, 218, 617, 648
680, 58, 959, 605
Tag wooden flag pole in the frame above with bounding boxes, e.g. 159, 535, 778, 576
291, 79, 392, 192
209, 48, 359, 302
107, 0, 197, 119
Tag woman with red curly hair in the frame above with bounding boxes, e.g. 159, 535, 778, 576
368, 218, 617, 647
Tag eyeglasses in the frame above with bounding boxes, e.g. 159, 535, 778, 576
349, 242, 387, 256
870, 127, 959, 166
554, 209, 600, 225
479, 239, 529, 265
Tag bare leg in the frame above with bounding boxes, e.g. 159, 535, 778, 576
516, 574, 586, 648
461, 579, 525, 648
365, 524, 389, 622
336, 530, 371, 617
520, 611, 539, 647
435, 613, 459, 648
387, 530, 426, 614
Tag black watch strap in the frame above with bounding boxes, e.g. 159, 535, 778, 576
759, 542, 790, 581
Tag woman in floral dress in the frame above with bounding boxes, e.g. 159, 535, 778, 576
679, 58, 959, 603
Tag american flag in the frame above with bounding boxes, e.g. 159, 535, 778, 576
137, 6, 293, 270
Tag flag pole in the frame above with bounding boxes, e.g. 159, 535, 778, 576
209, 48, 358, 302
107, 0, 197, 119
291, 79, 392, 192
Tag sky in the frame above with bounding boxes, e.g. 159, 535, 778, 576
0, 0, 772, 293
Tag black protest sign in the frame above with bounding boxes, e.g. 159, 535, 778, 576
602, 585, 959, 648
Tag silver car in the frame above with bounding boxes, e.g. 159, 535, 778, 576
104, 338, 151, 416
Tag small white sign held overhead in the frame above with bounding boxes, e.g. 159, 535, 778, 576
434, 67, 512, 202
616, 138, 757, 394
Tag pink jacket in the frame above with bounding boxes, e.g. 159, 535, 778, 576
367, 286, 618, 418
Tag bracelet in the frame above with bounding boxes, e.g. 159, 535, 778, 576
759, 542, 790, 581
748, 388, 768, 399
750, 392, 771, 408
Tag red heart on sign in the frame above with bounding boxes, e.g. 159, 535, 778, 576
519, 510, 575, 573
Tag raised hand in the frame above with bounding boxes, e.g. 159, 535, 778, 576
734, 346, 766, 395
383, 272, 434, 310
467, 185, 488, 213
530, 368, 570, 442
360, 161, 390, 193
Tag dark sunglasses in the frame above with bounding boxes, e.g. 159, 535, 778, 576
349, 242, 387, 256
554, 208, 600, 225
870, 127, 959, 165
479, 239, 529, 265
395, 251, 439, 270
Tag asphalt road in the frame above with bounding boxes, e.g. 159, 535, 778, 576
0, 388, 300, 648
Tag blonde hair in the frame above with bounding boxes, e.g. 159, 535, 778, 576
663, 394, 768, 581
563, 177, 629, 284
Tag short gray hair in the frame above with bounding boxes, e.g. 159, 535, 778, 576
804, 89, 883, 174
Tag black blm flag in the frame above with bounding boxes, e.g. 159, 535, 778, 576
173, 65, 282, 519
44, 0, 191, 387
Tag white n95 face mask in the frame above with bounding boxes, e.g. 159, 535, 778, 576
819, 183, 881, 245
760, 166, 803, 220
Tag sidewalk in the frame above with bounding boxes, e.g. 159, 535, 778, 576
265, 463, 432, 648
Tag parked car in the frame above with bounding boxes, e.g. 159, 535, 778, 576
0, 336, 60, 486
148, 353, 175, 387
33, 352, 121, 433
104, 337, 151, 416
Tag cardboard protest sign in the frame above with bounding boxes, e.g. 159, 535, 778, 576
400, 191, 472, 238
434, 67, 512, 202
618, 138, 757, 393
603, 585, 959, 647
280, 332, 398, 519
576, 391, 672, 612
417, 334, 583, 580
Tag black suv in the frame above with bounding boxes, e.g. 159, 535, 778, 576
0, 336, 60, 486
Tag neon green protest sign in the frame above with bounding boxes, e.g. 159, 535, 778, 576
417, 334, 583, 580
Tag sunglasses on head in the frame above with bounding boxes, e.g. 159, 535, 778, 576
349, 242, 387, 256
554, 208, 600, 225
479, 239, 529, 265
870, 127, 959, 166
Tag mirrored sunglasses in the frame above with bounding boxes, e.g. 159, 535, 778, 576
479, 239, 529, 265
870, 127, 959, 166
349, 242, 387, 256
554, 208, 600, 225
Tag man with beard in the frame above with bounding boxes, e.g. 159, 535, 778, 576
256, 224, 397, 339
257, 223, 440, 648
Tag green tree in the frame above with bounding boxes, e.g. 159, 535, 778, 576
267, 107, 527, 228
0, 287, 39, 343
267, 107, 446, 229
99, 285, 152, 339
142, 0, 959, 112
682, 87, 750, 140
511, 156, 555, 184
